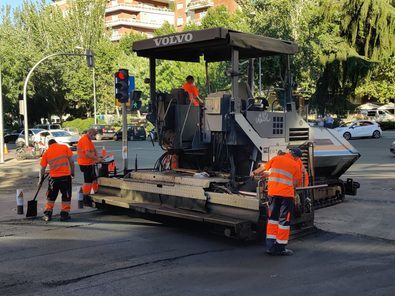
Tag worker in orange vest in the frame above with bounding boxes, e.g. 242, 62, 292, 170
182, 75, 203, 107
252, 148, 303, 256
39, 139, 74, 222
77, 129, 103, 204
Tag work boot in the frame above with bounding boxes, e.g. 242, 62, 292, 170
83, 195, 92, 207
278, 249, 294, 256
42, 211, 52, 222
59, 211, 71, 222
265, 250, 276, 256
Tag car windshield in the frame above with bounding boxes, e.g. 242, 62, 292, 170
31, 129, 43, 134
339, 122, 352, 127
52, 131, 71, 137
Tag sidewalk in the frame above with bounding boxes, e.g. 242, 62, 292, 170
0, 152, 93, 222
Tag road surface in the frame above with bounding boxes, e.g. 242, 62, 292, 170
0, 134, 394, 296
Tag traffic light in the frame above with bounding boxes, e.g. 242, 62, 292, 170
130, 90, 142, 111
86, 49, 95, 68
114, 69, 129, 103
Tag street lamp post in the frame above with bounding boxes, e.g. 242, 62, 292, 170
93, 66, 97, 124
0, 65, 4, 164
22, 52, 91, 145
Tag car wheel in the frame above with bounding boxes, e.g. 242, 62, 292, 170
343, 132, 351, 140
372, 130, 381, 138
95, 134, 102, 141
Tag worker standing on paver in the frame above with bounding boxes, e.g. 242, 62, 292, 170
252, 148, 303, 256
39, 139, 74, 222
182, 75, 203, 106
77, 129, 103, 204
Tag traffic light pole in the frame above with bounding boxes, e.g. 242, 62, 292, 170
22, 52, 91, 145
93, 67, 97, 125
122, 102, 128, 174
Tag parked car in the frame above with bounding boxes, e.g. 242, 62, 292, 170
113, 125, 146, 141
34, 123, 62, 130
390, 140, 395, 154
63, 127, 80, 136
335, 120, 382, 140
361, 109, 395, 122
33, 129, 80, 150
89, 125, 116, 141
15, 128, 45, 147
4, 129, 21, 143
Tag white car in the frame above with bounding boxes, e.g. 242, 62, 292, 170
16, 128, 45, 147
335, 120, 382, 140
63, 127, 80, 137
33, 129, 80, 150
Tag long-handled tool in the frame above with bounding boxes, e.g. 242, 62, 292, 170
26, 173, 48, 218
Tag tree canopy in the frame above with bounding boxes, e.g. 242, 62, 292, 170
0, 0, 394, 127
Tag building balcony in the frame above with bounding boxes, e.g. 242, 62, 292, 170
106, 3, 173, 15
187, 0, 214, 11
106, 17, 167, 30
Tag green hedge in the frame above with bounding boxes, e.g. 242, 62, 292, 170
379, 121, 395, 130
63, 118, 104, 132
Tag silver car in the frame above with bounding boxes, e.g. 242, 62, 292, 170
33, 129, 80, 150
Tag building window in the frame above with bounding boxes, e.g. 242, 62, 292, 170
200, 11, 207, 18
177, 17, 183, 26
176, 3, 183, 10
272, 116, 284, 135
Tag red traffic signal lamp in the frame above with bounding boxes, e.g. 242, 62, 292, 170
114, 69, 129, 103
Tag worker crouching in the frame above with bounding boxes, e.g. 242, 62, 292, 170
39, 139, 74, 222
252, 148, 306, 256
77, 129, 103, 205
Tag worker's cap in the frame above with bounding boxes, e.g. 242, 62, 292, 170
290, 148, 303, 158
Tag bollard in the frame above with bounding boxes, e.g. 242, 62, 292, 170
78, 187, 84, 209
16, 189, 24, 214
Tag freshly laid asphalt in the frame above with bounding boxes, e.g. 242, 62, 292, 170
0, 133, 394, 296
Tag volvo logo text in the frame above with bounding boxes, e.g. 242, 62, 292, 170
153, 33, 193, 47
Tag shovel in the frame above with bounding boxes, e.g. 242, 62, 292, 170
26, 173, 48, 218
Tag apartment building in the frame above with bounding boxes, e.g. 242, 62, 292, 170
106, 0, 174, 41
53, 0, 238, 40
174, 0, 238, 29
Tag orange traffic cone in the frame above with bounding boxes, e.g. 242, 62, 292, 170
101, 146, 107, 157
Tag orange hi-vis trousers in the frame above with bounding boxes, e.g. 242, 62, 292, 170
79, 165, 98, 195
44, 176, 72, 214
266, 196, 293, 253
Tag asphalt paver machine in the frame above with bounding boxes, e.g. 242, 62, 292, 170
89, 28, 360, 239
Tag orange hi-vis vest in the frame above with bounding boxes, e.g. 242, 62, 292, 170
182, 82, 200, 106
40, 143, 73, 178
77, 134, 97, 166
264, 153, 302, 198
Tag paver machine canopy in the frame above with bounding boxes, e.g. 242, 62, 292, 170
133, 28, 305, 184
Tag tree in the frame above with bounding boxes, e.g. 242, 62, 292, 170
0, 0, 108, 124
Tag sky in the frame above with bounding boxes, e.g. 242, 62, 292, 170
1, 0, 25, 9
